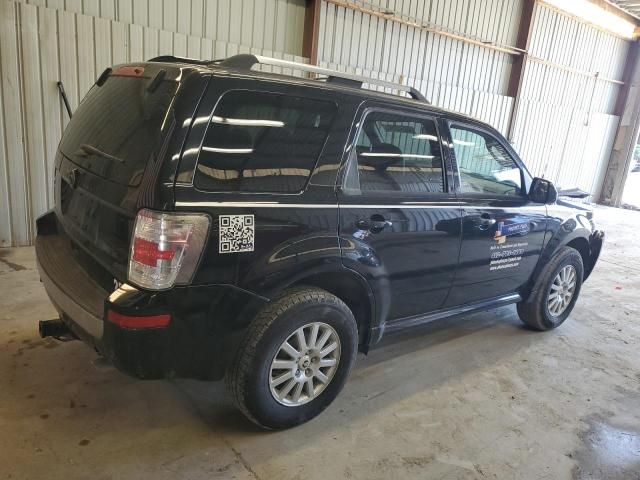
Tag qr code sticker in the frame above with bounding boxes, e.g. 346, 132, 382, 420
219, 215, 255, 254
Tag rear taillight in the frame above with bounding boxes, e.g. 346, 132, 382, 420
128, 209, 210, 290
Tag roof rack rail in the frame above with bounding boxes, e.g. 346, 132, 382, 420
218, 54, 429, 103
148, 55, 214, 66
149, 54, 428, 103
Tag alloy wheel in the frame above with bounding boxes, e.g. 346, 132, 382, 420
548, 265, 577, 316
269, 322, 341, 407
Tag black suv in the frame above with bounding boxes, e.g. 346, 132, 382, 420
36, 55, 604, 429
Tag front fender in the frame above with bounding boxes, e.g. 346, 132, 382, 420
585, 229, 604, 280
526, 211, 600, 296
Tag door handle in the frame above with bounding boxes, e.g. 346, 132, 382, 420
356, 214, 392, 233
370, 219, 393, 232
474, 213, 496, 230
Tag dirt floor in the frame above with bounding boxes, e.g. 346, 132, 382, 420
1, 205, 639, 480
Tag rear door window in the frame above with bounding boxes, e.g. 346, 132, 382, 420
194, 90, 336, 193
344, 110, 445, 194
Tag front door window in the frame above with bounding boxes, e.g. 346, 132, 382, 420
449, 125, 523, 197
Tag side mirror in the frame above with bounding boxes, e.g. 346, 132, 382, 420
529, 177, 558, 204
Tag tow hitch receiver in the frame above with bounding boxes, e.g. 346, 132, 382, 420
39, 319, 77, 342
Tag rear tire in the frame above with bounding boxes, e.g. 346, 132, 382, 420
226, 286, 358, 429
517, 246, 584, 331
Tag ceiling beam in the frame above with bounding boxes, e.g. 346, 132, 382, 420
591, 0, 640, 24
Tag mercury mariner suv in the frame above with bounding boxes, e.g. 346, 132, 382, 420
36, 54, 604, 429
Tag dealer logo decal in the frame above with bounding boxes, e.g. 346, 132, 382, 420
494, 221, 530, 244
490, 221, 530, 271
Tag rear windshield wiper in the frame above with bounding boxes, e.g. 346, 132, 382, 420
76, 144, 125, 164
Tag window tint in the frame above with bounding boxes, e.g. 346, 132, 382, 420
450, 125, 522, 196
194, 91, 336, 193
59, 76, 177, 187
349, 111, 445, 194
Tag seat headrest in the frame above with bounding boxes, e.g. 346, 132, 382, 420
373, 143, 402, 156
358, 142, 402, 169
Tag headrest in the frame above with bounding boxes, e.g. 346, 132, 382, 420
358, 142, 402, 170
372, 143, 402, 156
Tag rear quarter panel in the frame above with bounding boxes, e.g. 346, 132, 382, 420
172, 74, 362, 299
175, 186, 343, 296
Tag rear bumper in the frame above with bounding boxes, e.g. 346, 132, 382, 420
36, 211, 268, 380
36, 231, 106, 347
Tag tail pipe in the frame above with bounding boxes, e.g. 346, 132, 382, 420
39, 319, 76, 340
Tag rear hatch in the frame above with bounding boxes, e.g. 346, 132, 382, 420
54, 62, 209, 282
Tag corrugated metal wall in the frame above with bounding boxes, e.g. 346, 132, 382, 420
317, 0, 629, 201
317, 0, 522, 134
510, 2, 627, 199
0, 0, 307, 247
14, 0, 307, 56
0, 0, 633, 246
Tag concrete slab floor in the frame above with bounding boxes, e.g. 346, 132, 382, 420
0, 205, 639, 480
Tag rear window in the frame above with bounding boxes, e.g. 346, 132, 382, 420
194, 90, 336, 193
59, 75, 177, 187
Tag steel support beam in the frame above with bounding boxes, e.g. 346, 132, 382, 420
599, 41, 640, 205
506, 0, 536, 142
588, 0, 640, 26
302, 0, 321, 65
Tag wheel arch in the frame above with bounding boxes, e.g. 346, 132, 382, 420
565, 237, 590, 278
524, 227, 592, 298
287, 270, 376, 352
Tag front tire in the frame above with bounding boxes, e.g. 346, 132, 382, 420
226, 286, 358, 429
517, 246, 584, 331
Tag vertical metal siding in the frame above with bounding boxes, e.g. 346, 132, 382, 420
317, 0, 522, 136
1, 1, 30, 245
13, 0, 307, 56
0, 0, 309, 246
1, 0, 633, 246
524, 3, 627, 113
318, 1, 628, 202
511, 2, 628, 201
318, 0, 522, 94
